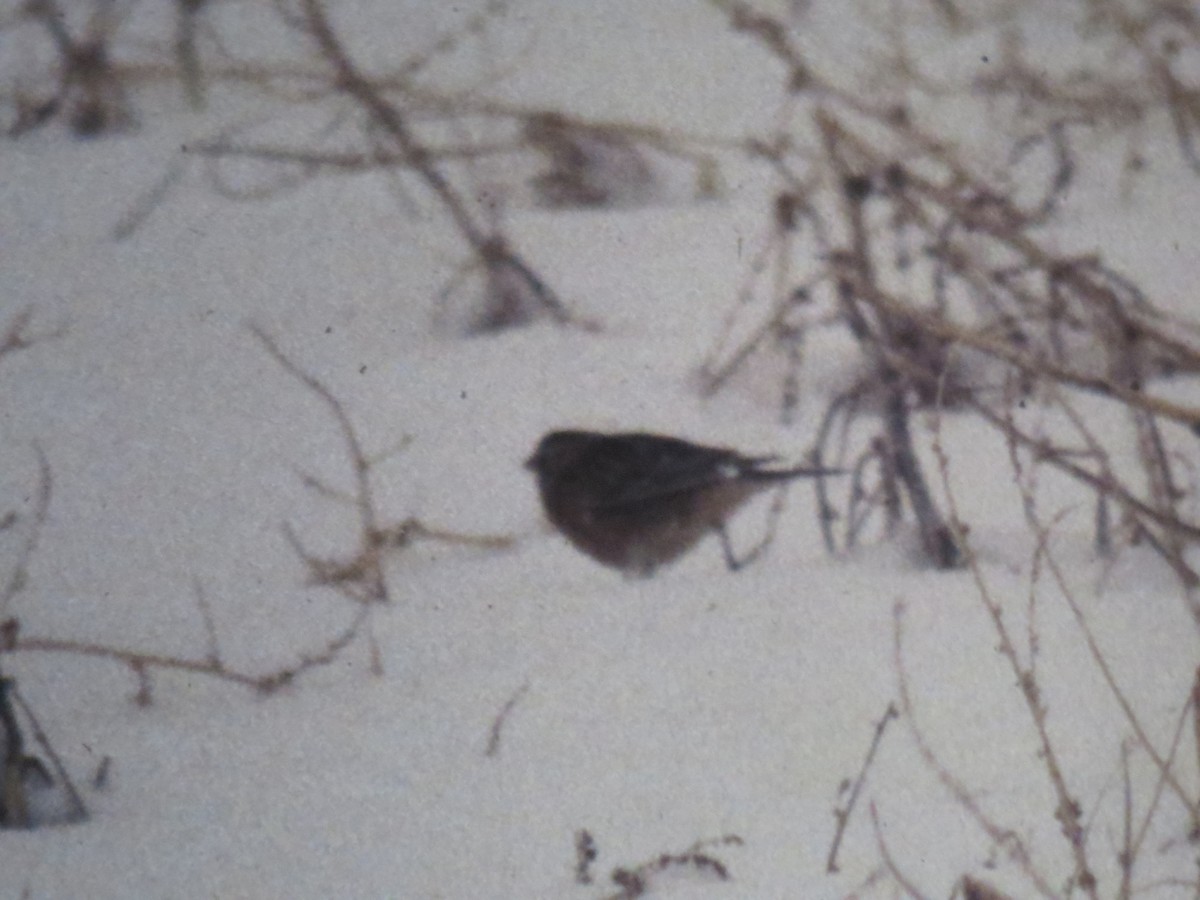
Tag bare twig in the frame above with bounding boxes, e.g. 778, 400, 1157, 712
9, 623, 358, 697
250, 324, 387, 603
869, 800, 929, 900
191, 577, 221, 667
485, 681, 528, 758
893, 600, 1060, 898
294, 0, 575, 331
929, 420, 1099, 896
1119, 740, 1134, 900
599, 834, 743, 900
0, 445, 52, 619
827, 702, 898, 873
998, 407, 1199, 823
9, 680, 87, 823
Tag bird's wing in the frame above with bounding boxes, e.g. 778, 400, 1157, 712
587, 435, 757, 511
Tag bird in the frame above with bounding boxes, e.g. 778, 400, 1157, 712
525, 430, 841, 576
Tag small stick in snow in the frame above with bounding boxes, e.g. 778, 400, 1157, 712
485, 681, 529, 758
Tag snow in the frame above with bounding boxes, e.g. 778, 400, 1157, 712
2, 1, 1199, 897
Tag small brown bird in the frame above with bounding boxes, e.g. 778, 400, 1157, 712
526, 430, 840, 576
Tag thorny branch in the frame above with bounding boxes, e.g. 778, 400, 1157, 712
293, 0, 576, 332
702, 3, 1200, 588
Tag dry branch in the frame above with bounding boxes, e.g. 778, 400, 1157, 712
827, 702, 899, 873
294, 0, 575, 332
702, 2, 1200, 583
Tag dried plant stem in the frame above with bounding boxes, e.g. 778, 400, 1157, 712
485, 681, 529, 758
827, 702, 898, 873
0, 445, 51, 619
929, 425, 1099, 895
9, 681, 87, 823
869, 800, 929, 900
996, 402, 1200, 825
893, 600, 1061, 898
820, 112, 960, 568
295, 0, 572, 327
8, 602, 369, 699
251, 324, 387, 602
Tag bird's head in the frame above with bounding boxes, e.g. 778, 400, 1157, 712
524, 430, 596, 477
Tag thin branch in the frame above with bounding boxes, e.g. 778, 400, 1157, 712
893, 600, 1061, 898
869, 801, 929, 900
930, 419, 1099, 896
250, 323, 386, 602
827, 702, 898, 873
190, 577, 221, 667
0, 445, 52, 619
485, 681, 529, 758
295, 0, 573, 328
7, 600, 371, 699
9, 681, 87, 823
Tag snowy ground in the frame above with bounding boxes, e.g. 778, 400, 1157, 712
2, 1, 1199, 898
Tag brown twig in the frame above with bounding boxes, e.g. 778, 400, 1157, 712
294, 0, 575, 331
251, 324, 387, 604
9, 622, 362, 697
9, 680, 87, 823
997, 404, 1200, 823
827, 702, 899, 873
0, 445, 51, 619
599, 834, 743, 900
893, 600, 1060, 898
868, 800, 928, 900
485, 681, 529, 758
929, 413, 1099, 896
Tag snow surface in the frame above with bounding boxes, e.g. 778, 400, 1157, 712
2, 1, 1199, 898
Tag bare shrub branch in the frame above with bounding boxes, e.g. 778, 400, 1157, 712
929, 416, 1099, 896
252, 324, 515, 610
879, 383, 1200, 897
0, 323, 518, 702
702, 1, 1200, 585
10, 0, 135, 137
292, 0, 577, 333
892, 599, 1061, 899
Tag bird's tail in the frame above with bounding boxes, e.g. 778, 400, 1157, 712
746, 463, 845, 481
